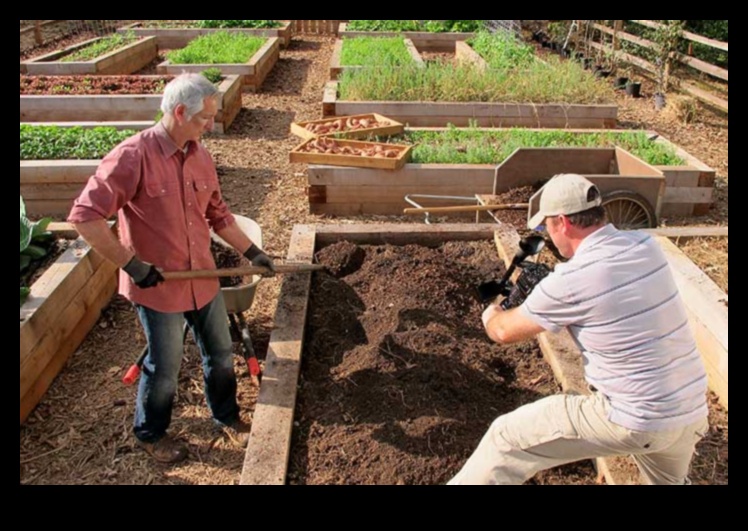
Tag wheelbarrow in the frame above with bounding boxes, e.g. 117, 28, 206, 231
123, 216, 265, 386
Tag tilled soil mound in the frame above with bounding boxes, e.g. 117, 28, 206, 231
288, 240, 596, 484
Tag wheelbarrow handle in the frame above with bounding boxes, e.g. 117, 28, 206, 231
161, 263, 325, 280
403, 203, 528, 215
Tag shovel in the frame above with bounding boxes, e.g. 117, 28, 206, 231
161, 263, 325, 280
477, 235, 546, 303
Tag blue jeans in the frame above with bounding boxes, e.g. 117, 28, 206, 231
133, 293, 239, 442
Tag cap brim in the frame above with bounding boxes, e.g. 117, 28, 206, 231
527, 187, 545, 230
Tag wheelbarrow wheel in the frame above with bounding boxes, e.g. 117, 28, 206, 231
601, 190, 656, 230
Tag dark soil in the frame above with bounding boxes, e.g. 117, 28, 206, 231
20, 237, 74, 290
288, 240, 597, 484
20, 75, 172, 95
210, 241, 248, 287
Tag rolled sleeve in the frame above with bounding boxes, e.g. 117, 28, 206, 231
206, 190, 235, 232
68, 145, 141, 223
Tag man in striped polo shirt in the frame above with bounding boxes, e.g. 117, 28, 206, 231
449, 174, 709, 485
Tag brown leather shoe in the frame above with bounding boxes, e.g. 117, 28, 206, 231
137, 435, 188, 463
221, 418, 251, 448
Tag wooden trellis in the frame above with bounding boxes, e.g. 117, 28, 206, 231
292, 20, 345, 35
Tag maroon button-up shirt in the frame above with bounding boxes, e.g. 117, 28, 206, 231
68, 123, 235, 313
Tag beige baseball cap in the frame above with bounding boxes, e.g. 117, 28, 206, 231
527, 173, 602, 230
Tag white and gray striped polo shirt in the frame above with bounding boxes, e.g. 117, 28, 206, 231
520, 224, 708, 432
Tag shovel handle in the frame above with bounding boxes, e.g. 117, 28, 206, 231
403, 203, 528, 215
162, 263, 324, 280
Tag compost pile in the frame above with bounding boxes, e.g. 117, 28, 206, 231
289, 240, 596, 485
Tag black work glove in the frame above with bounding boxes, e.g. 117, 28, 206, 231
243, 243, 276, 277
123, 256, 164, 288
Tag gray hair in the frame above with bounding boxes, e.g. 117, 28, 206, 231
160, 73, 219, 120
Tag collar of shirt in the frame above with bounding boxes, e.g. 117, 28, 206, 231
154, 122, 196, 159
574, 223, 618, 257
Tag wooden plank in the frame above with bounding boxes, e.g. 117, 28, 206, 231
20, 183, 86, 200
47, 222, 79, 239
404, 38, 425, 66
322, 81, 338, 117
240, 225, 315, 484
20, 160, 98, 184
642, 226, 727, 239
630, 20, 728, 52
309, 164, 495, 186
118, 21, 293, 49
320, 184, 492, 203
314, 223, 497, 246
663, 187, 712, 204
291, 113, 404, 140
335, 101, 618, 119
674, 52, 728, 81
20, 255, 118, 402
455, 41, 487, 70
20, 274, 117, 423
329, 39, 343, 79
655, 237, 728, 410
20, 94, 162, 122
494, 227, 641, 485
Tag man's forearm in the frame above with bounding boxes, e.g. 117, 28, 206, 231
72, 219, 133, 267
214, 221, 253, 255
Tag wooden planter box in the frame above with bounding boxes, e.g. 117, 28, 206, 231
20, 36, 158, 75
118, 21, 293, 48
20, 159, 99, 219
290, 113, 404, 140
307, 146, 664, 217
20, 229, 119, 424
240, 223, 500, 484
307, 128, 714, 217
291, 137, 412, 170
157, 37, 279, 91
338, 22, 475, 52
19, 74, 243, 134
323, 81, 618, 128
329, 38, 424, 80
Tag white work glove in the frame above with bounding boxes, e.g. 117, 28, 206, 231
481, 302, 503, 328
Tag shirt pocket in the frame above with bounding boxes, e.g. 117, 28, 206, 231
144, 178, 180, 199
192, 178, 218, 212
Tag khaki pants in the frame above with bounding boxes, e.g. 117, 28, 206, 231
448, 392, 708, 485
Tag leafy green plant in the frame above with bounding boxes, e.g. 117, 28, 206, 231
20, 125, 135, 160
201, 67, 223, 84
61, 31, 138, 62
347, 20, 483, 32
195, 20, 281, 28
338, 56, 614, 104
340, 37, 415, 66
166, 32, 266, 64
20, 195, 53, 306
645, 20, 686, 95
468, 31, 535, 69
389, 127, 683, 166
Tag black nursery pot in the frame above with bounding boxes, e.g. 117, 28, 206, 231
583, 58, 593, 70
594, 68, 612, 78
615, 76, 629, 89
625, 81, 642, 98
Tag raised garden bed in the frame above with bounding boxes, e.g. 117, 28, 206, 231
157, 36, 280, 91
19, 74, 242, 134
240, 223, 600, 485
306, 128, 715, 217
118, 20, 293, 48
20, 225, 118, 424
338, 22, 476, 52
20, 124, 137, 218
329, 38, 424, 80
307, 146, 664, 218
20, 35, 158, 76
323, 80, 617, 128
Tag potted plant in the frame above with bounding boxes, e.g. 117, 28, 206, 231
625, 78, 642, 98
646, 20, 685, 110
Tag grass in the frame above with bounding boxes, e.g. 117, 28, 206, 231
338, 56, 614, 104
61, 32, 138, 62
467, 31, 536, 69
166, 32, 265, 64
378, 127, 684, 166
346, 20, 483, 32
340, 37, 415, 66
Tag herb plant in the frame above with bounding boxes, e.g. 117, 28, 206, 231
340, 37, 415, 66
20, 125, 135, 160
166, 32, 266, 64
